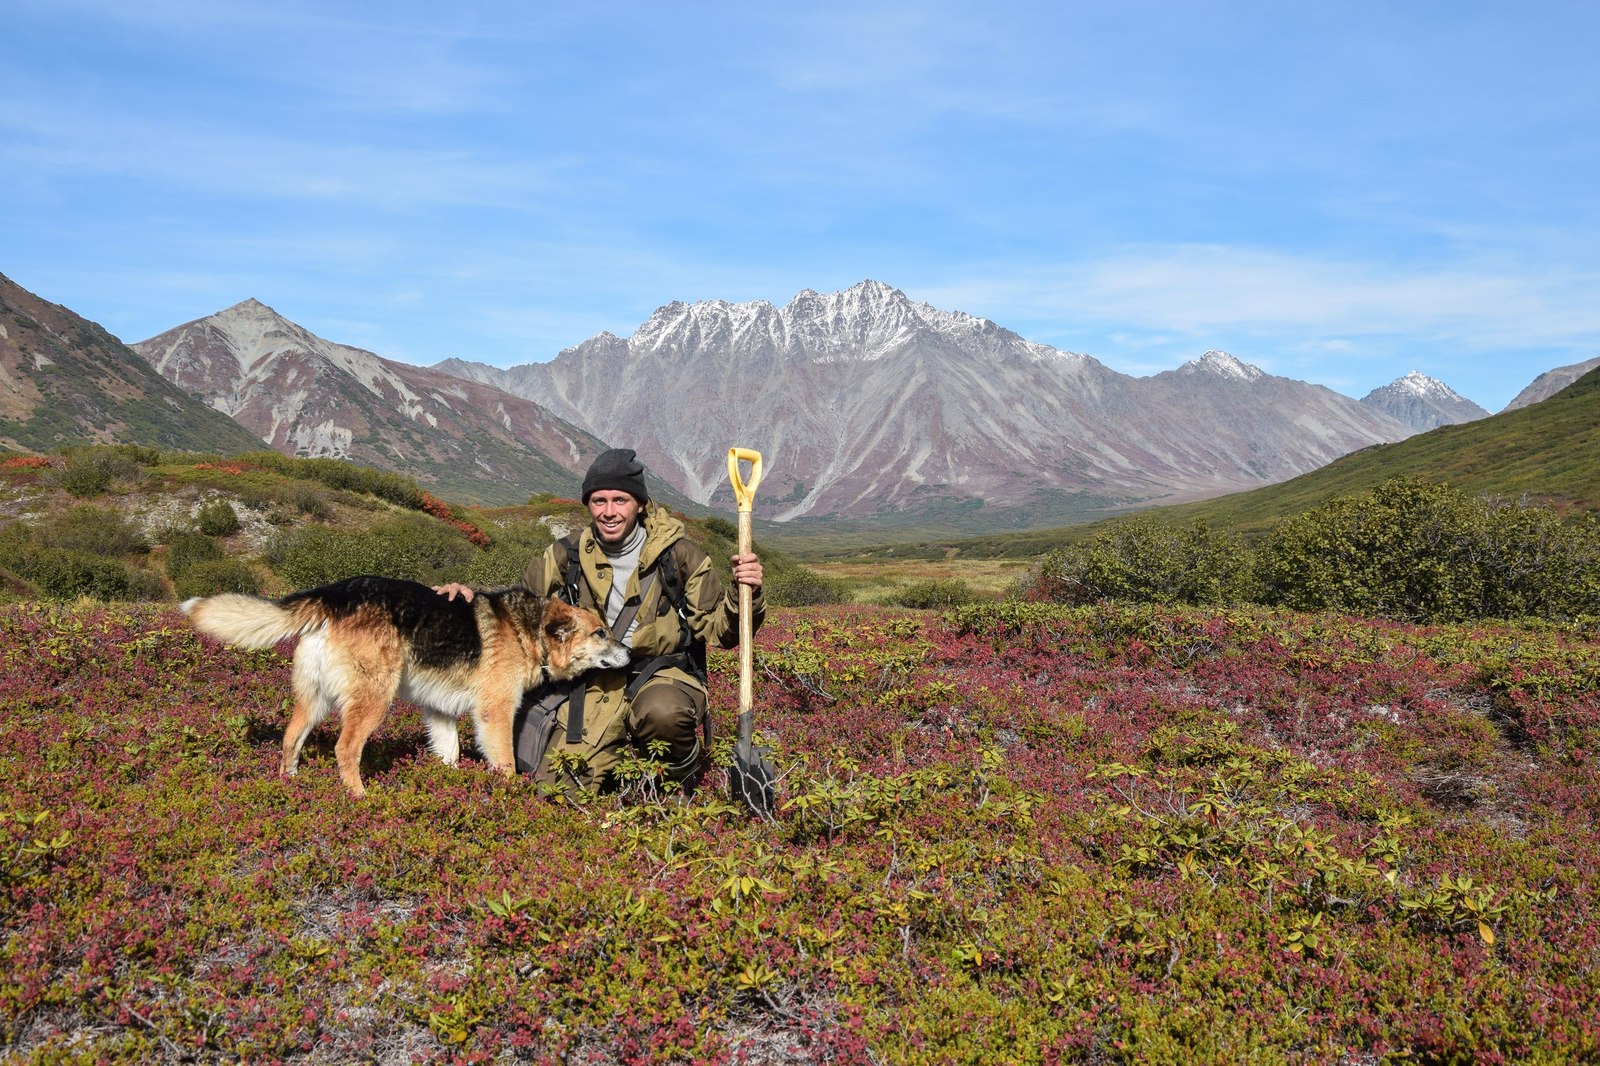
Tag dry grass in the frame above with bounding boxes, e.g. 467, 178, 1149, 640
809, 557, 1031, 601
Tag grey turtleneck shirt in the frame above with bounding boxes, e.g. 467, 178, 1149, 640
596, 521, 647, 645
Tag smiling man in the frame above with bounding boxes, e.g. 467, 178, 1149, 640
439, 448, 763, 790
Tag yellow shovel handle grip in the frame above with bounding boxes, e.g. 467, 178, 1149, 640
727, 447, 763, 513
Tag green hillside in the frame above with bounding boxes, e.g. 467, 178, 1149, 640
0, 273, 264, 455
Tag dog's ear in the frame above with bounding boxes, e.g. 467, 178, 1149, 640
542, 598, 578, 640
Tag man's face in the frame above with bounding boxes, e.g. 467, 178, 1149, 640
588, 490, 643, 545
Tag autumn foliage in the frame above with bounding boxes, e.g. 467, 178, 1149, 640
3, 599, 1598, 1061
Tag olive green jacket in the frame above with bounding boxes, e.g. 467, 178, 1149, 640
522, 503, 763, 665
518, 504, 764, 781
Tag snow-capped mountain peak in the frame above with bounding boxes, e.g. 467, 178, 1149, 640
1392, 369, 1467, 402
1183, 350, 1265, 382
631, 280, 981, 364
1359, 370, 1490, 432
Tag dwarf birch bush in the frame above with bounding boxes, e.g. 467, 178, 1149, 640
1030, 517, 1256, 607
264, 513, 476, 587
1259, 477, 1600, 622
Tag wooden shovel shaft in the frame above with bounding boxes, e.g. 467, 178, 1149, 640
737, 507, 755, 737
727, 447, 763, 743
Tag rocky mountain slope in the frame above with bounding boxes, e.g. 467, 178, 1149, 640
437, 281, 1420, 529
131, 300, 610, 505
1503, 356, 1600, 411
0, 273, 262, 455
1359, 370, 1490, 431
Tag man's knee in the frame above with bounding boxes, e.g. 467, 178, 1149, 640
628, 678, 704, 774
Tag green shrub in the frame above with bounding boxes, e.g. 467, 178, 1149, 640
232, 451, 426, 508
1468, 499, 1600, 620
47, 447, 146, 498
1031, 517, 1256, 607
883, 578, 978, 609
196, 497, 241, 536
0, 529, 162, 600
172, 558, 261, 599
462, 521, 555, 587
280, 483, 334, 520
41, 505, 149, 556
164, 532, 226, 578
702, 516, 739, 541
1258, 478, 1600, 622
765, 565, 852, 606
265, 514, 475, 587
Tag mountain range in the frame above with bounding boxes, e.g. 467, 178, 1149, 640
1, 271, 1587, 534
436, 280, 1449, 529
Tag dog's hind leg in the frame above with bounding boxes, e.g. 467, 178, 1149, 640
330, 630, 403, 798
282, 630, 335, 778
423, 710, 460, 765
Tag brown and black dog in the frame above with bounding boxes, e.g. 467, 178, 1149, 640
183, 576, 628, 796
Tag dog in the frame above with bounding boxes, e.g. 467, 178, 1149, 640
182, 576, 629, 797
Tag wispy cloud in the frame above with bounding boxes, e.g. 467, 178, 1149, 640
0, 102, 569, 210
924, 246, 1600, 353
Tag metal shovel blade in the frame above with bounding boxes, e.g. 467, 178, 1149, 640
730, 711, 776, 818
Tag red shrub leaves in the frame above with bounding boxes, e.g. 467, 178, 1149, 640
0, 600, 1596, 1061
417, 490, 491, 547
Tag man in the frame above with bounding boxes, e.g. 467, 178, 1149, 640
436, 448, 763, 790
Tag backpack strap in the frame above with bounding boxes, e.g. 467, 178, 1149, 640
554, 533, 590, 745
557, 533, 585, 608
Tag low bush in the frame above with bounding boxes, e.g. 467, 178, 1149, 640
234, 451, 426, 509
265, 513, 476, 587
278, 483, 334, 520
45, 446, 147, 498
764, 565, 852, 606
39, 505, 149, 557
1027, 480, 1600, 624
195, 497, 241, 536
882, 577, 977, 609
172, 558, 261, 599
462, 520, 555, 587
1258, 478, 1600, 622
0, 527, 163, 600
1031, 516, 1256, 607
163, 532, 225, 578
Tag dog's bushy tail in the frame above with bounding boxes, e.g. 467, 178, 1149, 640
182, 594, 317, 649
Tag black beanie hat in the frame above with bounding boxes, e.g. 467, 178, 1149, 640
582, 448, 649, 503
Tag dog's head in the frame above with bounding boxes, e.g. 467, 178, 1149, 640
539, 597, 631, 680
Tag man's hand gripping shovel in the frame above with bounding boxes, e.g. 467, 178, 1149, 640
728, 447, 777, 819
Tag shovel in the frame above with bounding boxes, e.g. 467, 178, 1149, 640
727, 446, 777, 818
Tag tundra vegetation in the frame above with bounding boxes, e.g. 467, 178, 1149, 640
1, 447, 1598, 1061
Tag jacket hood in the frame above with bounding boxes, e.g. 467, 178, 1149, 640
637, 502, 687, 570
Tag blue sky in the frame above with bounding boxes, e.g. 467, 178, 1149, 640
5, 0, 1597, 411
